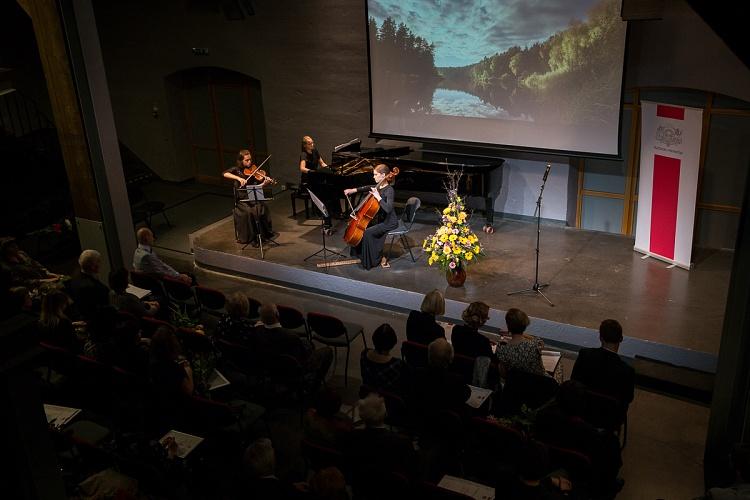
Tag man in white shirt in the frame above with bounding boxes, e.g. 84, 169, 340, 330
133, 228, 191, 284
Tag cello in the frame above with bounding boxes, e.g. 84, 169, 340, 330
343, 166, 399, 246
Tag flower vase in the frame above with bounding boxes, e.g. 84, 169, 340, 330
446, 264, 467, 287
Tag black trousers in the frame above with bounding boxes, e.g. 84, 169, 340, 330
233, 201, 273, 243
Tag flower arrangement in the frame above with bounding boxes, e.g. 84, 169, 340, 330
422, 172, 483, 272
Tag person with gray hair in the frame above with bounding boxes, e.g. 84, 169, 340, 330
254, 302, 333, 384
410, 338, 470, 421
345, 393, 416, 496
244, 438, 299, 498
133, 227, 192, 284
216, 292, 256, 344
66, 249, 110, 319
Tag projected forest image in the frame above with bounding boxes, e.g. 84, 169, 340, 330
368, 0, 626, 127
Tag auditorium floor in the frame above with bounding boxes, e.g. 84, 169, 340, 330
151, 179, 713, 498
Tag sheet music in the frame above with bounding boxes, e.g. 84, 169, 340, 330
542, 350, 562, 374
44, 404, 82, 429
160, 430, 204, 458
438, 475, 495, 500
207, 369, 231, 391
465, 385, 492, 409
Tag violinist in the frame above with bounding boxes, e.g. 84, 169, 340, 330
343, 164, 398, 270
223, 149, 275, 247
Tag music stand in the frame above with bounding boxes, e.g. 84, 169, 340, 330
238, 184, 278, 259
304, 187, 348, 267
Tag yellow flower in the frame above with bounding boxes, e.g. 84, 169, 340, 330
443, 245, 451, 254
474, 245, 480, 253
453, 247, 462, 254
459, 237, 468, 245
439, 235, 448, 243
449, 234, 457, 241
465, 252, 474, 261
431, 252, 438, 260
443, 207, 451, 215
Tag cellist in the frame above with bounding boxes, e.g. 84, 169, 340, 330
343, 164, 398, 270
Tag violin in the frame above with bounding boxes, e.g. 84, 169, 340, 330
242, 154, 277, 184
243, 166, 277, 185
343, 167, 399, 247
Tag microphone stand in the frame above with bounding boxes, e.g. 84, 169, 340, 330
508, 164, 554, 307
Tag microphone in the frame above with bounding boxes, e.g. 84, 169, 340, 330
543, 163, 551, 182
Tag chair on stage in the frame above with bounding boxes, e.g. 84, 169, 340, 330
290, 184, 311, 219
307, 311, 366, 387
384, 196, 421, 265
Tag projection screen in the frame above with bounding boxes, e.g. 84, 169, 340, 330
366, 0, 628, 156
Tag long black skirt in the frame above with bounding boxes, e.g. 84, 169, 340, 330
234, 201, 273, 243
350, 220, 397, 270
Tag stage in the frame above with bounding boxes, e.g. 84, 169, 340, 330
191, 192, 730, 375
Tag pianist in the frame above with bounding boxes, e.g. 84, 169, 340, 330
299, 135, 339, 230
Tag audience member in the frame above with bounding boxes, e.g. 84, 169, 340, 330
38, 290, 84, 352
345, 393, 417, 498
0, 237, 60, 290
496, 308, 546, 376
66, 249, 110, 320
255, 302, 332, 383
536, 380, 624, 496
451, 301, 494, 359
83, 306, 118, 364
215, 292, 257, 344
570, 319, 635, 408
406, 289, 446, 345
108, 268, 160, 317
303, 388, 353, 449
150, 325, 194, 398
410, 338, 471, 417
702, 444, 750, 499
360, 323, 408, 394
308, 466, 349, 500
133, 227, 192, 284
506, 440, 573, 500
111, 316, 150, 375
243, 438, 298, 500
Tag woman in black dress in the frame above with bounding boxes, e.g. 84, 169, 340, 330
223, 149, 274, 246
344, 164, 398, 270
406, 289, 446, 345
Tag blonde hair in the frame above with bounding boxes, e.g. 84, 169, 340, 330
78, 249, 101, 273
225, 292, 250, 318
358, 393, 386, 427
420, 289, 445, 316
462, 301, 490, 329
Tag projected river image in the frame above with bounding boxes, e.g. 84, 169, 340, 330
367, 0, 627, 152
431, 88, 532, 121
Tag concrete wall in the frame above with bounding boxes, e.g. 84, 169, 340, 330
92, 0, 750, 226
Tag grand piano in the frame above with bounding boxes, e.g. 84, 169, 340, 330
306, 138, 504, 229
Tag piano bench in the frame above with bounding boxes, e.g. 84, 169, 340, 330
290, 189, 311, 219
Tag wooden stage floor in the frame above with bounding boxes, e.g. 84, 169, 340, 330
192, 195, 731, 373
